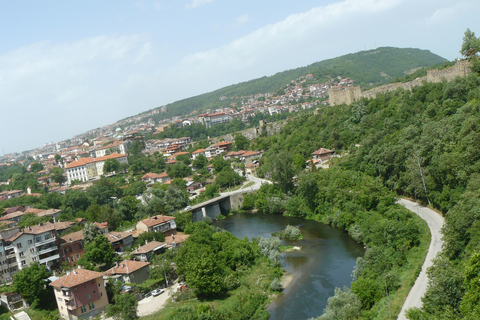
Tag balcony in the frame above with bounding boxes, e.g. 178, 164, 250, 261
6, 253, 16, 259
4, 245, 13, 251
37, 246, 58, 256
66, 301, 77, 310
39, 254, 60, 265
35, 237, 56, 247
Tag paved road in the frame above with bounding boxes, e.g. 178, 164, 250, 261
397, 199, 444, 320
219, 173, 271, 197
137, 288, 172, 317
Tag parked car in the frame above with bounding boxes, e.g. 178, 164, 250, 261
151, 288, 165, 296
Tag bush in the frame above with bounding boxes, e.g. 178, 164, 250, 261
270, 278, 283, 292
280, 225, 302, 240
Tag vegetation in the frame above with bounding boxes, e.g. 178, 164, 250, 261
279, 225, 302, 240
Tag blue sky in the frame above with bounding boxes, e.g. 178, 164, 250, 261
1, 0, 479, 154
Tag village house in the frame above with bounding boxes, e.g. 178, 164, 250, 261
136, 215, 177, 236
191, 149, 205, 160
50, 268, 109, 320
141, 172, 170, 184
104, 260, 150, 285
240, 151, 262, 164
106, 231, 133, 252
311, 148, 335, 161
131, 241, 166, 262
59, 230, 84, 266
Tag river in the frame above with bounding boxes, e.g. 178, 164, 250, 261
212, 212, 364, 320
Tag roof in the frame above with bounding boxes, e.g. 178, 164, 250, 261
0, 211, 26, 221
132, 241, 166, 254
138, 215, 175, 228
192, 148, 205, 154
36, 209, 61, 217
65, 153, 127, 169
94, 222, 108, 231
241, 151, 260, 157
142, 172, 168, 180
104, 260, 150, 276
22, 223, 56, 235
60, 230, 84, 244
312, 148, 334, 155
106, 231, 132, 243
165, 234, 189, 245
50, 268, 104, 288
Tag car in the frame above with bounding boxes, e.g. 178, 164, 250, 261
151, 288, 165, 296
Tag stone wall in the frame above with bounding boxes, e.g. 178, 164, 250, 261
329, 61, 471, 105
211, 120, 288, 143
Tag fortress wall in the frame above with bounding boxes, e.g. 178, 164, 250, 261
329, 61, 471, 106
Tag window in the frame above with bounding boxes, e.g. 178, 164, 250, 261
87, 293, 91, 299
71, 256, 75, 262
63, 249, 68, 254
81, 305, 87, 313
58, 298, 63, 302
27, 240, 33, 245
69, 247, 72, 253
88, 302, 95, 310
16, 243, 22, 249
21, 261, 26, 266
32, 257, 37, 261
84, 284, 87, 289
30, 248, 36, 253
98, 283, 101, 287
100, 292, 103, 297
74, 245, 78, 251
19, 252, 24, 257
77, 254, 80, 258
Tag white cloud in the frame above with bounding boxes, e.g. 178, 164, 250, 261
185, 0, 214, 9
427, 1, 472, 26
233, 14, 251, 28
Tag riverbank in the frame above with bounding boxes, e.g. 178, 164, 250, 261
280, 272, 295, 289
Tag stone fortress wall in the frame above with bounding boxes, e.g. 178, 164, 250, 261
329, 61, 472, 106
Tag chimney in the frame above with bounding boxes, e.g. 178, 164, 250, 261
145, 240, 148, 245
73, 270, 77, 275
69, 238, 72, 242
66, 271, 71, 276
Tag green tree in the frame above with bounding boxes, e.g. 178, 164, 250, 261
13, 262, 54, 308
87, 177, 122, 206
176, 154, 191, 166
18, 213, 50, 228
107, 292, 138, 320
50, 167, 65, 184
166, 163, 192, 178
103, 159, 120, 174
78, 234, 117, 271
315, 287, 362, 320
83, 222, 102, 244
30, 162, 44, 173
193, 154, 208, 171
234, 134, 249, 151
460, 28, 480, 58
42, 192, 63, 209
118, 196, 140, 221
269, 151, 296, 193
62, 189, 91, 215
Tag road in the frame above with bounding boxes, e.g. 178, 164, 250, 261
397, 199, 444, 320
219, 173, 271, 197
137, 287, 172, 317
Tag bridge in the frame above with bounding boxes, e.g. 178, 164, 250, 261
186, 175, 270, 222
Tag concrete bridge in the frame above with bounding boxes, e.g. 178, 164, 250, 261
186, 175, 270, 222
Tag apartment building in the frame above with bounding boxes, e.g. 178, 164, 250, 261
50, 268, 108, 320
65, 153, 128, 185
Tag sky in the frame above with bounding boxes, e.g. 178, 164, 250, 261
1, 0, 479, 154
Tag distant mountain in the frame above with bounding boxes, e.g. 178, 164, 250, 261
136, 47, 447, 122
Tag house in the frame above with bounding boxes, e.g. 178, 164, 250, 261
104, 260, 150, 285
165, 234, 189, 248
311, 148, 334, 161
141, 172, 170, 184
106, 231, 133, 252
245, 163, 259, 175
0, 292, 28, 312
136, 215, 176, 236
214, 141, 233, 153
240, 151, 261, 164
0, 211, 27, 225
59, 230, 85, 266
2, 206, 26, 215
50, 268, 109, 320
191, 149, 205, 160
224, 150, 245, 160
131, 241, 166, 262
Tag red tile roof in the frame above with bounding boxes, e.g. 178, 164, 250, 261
66, 153, 126, 169
104, 260, 150, 276
50, 268, 103, 288
312, 148, 334, 155
132, 241, 166, 254
139, 215, 175, 228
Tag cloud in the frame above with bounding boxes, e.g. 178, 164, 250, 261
233, 14, 251, 28
427, 1, 473, 26
185, 0, 214, 9
0, 35, 155, 152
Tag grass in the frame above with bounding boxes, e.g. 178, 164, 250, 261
242, 181, 255, 189
280, 245, 294, 252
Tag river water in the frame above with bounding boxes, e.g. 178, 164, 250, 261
212, 212, 364, 320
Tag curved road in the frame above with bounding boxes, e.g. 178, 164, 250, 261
397, 199, 444, 320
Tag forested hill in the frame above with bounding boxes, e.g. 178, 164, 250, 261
253, 68, 480, 319
140, 47, 446, 120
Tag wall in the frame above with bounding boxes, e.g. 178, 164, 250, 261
211, 120, 288, 144
328, 61, 472, 106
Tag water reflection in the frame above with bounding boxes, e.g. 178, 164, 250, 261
213, 212, 364, 320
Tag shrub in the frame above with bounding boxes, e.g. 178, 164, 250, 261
270, 278, 283, 292
280, 225, 302, 240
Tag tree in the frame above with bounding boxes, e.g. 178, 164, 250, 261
83, 222, 102, 244
104, 159, 120, 174
211, 156, 230, 173
30, 162, 44, 173
215, 167, 242, 189
193, 154, 208, 171
87, 177, 121, 205
176, 154, 191, 166
315, 287, 362, 320
107, 292, 138, 320
460, 28, 480, 58
166, 163, 192, 178
18, 213, 50, 228
50, 167, 65, 184
62, 189, 91, 215
234, 134, 249, 151
13, 262, 54, 308
118, 196, 140, 221
269, 151, 296, 193
78, 234, 117, 271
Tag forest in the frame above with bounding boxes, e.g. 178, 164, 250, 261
249, 57, 480, 319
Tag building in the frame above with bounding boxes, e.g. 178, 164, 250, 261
104, 260, 150, 285
311, 148, 334, 161
198, 112, 232, 127
59, 231, 85, 266
141, 172, 170, 184
106, 231, 133, 252
136, 215, 176, 236
131, 241, 166, 262
65, 153, 128, 185
50, 268, 109, 320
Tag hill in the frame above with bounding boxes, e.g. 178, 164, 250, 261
139, 47, 446, 122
